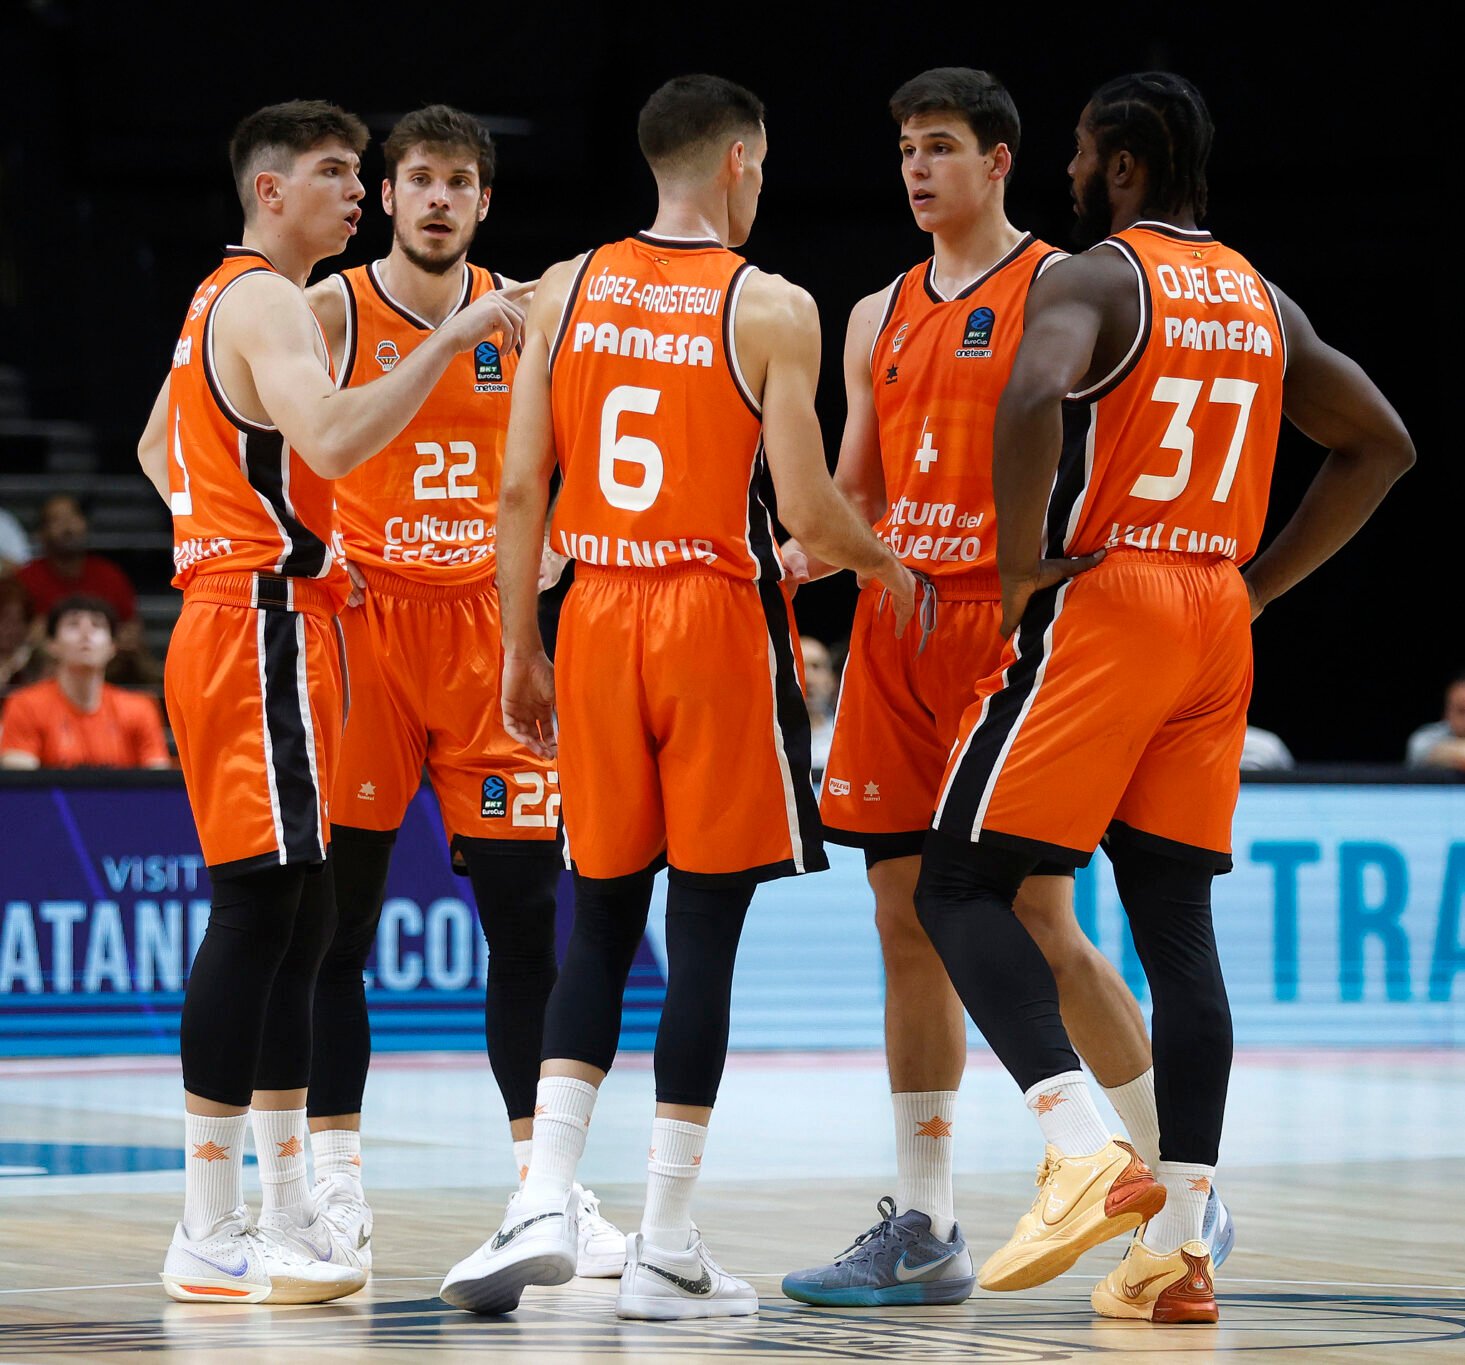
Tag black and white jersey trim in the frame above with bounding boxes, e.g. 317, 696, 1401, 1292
922, 233, 1035, 303
367, 259, 471, 331
549, 250, 599, 373
868, 274, 905, 368
1068, 239, 1150, 403
723, 264, 760, 418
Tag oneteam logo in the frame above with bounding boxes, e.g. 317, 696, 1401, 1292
474, 340, 508, 393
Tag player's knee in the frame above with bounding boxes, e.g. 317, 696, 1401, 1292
206, 865, 306, 962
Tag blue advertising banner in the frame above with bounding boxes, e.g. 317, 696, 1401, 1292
2, 777, 1463, 1055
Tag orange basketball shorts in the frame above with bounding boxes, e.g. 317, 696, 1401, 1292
165, 574, 343, 875
821, 575, 1003, 857
554, 564, 827, 883
933, 551, 1252, 868
332, 568, 559, 851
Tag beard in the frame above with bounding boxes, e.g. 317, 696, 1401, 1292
1071, 171, 1115, 249
395, 218, 475, 276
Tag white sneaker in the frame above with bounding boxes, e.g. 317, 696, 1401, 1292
574, 1185, 627, 1278
616, 1231, 759, 1320
440, 1187, 578, 1315
255, 1207, 368, 1303
160, 1208, 271, 1303
312, 1175, 373, 1275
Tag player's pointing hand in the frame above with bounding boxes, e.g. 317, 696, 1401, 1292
443, 288, 528, 354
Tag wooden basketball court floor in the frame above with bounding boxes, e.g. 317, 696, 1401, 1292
3, 1048, 1463, 1362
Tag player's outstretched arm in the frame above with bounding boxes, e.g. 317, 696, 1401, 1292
991, 253, 1119, 636
783, 289, 891, 586
1239, 287, 1414, 618
137, 378, 171, 503
222, 273, 528, 479
497, 257, 583, 759
741, 273, 915, 633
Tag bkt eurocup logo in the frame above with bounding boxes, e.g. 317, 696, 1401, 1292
481, 775, 507, 819
956, 306, 995, 359
474, 340, 508, 393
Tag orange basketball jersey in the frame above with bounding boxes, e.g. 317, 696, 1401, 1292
549, 234, 771, 581
1051, 222, 1286, 563
330, 262, 513, 584
166, 248, 348, 607
871, 235, 1063, 581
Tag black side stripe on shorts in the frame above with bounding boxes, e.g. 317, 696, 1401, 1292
744, 443, 828, 874
241, 427, 330, 578
260, 611, 325, 864
933, 582, 1064, 840
1047, 401, 1095, 557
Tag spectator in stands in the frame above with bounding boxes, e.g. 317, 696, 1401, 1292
0, 595, 169, 769
1241, 723, 1295, 771
16, 494, 162, 685
803, 636, 838, 773
0, 506, 29, 571
0, 576, 41, 690
1406, 670, 1465, 771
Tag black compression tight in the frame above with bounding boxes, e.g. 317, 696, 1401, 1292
182, 860, 337, 1107
308, 828, 563, 1121
1108, 839, 1231, 1165
541, 869, 755, 1108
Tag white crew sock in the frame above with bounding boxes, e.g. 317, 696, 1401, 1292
1144, 1161, 1215, 1253
1024, 1071, 1112, 1156
251, 1107, 310, 1221
183, 1112, 248, 1240
513, 1139, 534, 1187
520, 1077, 597, 1203
310, 1128, 363, 1194
1102, 1068, 1161, 1172
892, 1091, 957, 1240
641, 1118, 706, 1252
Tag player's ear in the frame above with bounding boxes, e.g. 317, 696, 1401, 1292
254, 170, 284, 216
477, 187, 491, 222
1111, 148, 1137, 191
382, 178, 396, 216
990, 143, 1013, 182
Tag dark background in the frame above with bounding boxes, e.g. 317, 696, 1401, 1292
0, 2, 1446, 760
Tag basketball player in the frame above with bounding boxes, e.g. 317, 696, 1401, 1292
137, 100, 523, 1303
780, 66, 1235, 1309
438, 74, 917, 1320
912, 72, 1413, 1322
301, 105, 624, 1280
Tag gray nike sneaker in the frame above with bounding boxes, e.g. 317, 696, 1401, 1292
782, 1196, 975, 1306
439, 1187, 578, 1315
616, 1231, 758, 1320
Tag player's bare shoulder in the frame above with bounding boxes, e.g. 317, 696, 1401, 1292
732, 269, 819, 395
846, 284, 893, 359
303, 274, 350, 364
529, 252, 590, 330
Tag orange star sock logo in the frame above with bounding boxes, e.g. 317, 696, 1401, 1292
1187, 1175, 1212, 1194
915, 1116, 953, 1139
1033, 1091, 1068, 1114
192, 1142, 230, 1162
276, 1135, 304, 1159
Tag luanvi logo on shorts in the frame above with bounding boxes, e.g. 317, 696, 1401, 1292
644, 1261, 712, 1295
491, 1212, 561, 1250
481, 775, 507, 819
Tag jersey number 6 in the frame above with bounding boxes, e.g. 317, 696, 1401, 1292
598, 385, 664, 511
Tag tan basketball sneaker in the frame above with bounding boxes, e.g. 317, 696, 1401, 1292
1091, 1237, 1218, 1323
977, 1139, 1165, 1291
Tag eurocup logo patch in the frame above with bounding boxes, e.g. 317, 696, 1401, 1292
375, 339, 400, 371
956, 307, 995, 358
481, 774, 507, 819
474, 340, 508, 393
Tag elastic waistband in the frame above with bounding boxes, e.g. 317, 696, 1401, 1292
574, 561, 743, 585
184, 572, 342, 618
1099, 548, 1232, 570
357, 564, 495, 602
863, 569, 1000, 601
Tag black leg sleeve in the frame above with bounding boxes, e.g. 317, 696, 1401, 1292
458, 838, 563, 1122
181, 863, 308, 1107
540, 865, 656, 1074
256, 858, 338, 1093
1108, 839, 1232, 1166
914, 829, 1082, 1091
653, 875, 755, 1108
307, 828, 396, 1117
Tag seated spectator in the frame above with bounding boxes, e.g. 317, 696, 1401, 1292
0, 576, 41, 690
16, 494, 162, 685
1241, 723, 1295, 771
0, 596, 169, 769
1406, 670, 1465, 771
0, 506, 29, 571
802, 636, 838, 773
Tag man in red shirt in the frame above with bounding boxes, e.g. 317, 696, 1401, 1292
0, 595, 168, 768
16, 495, 138, 625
